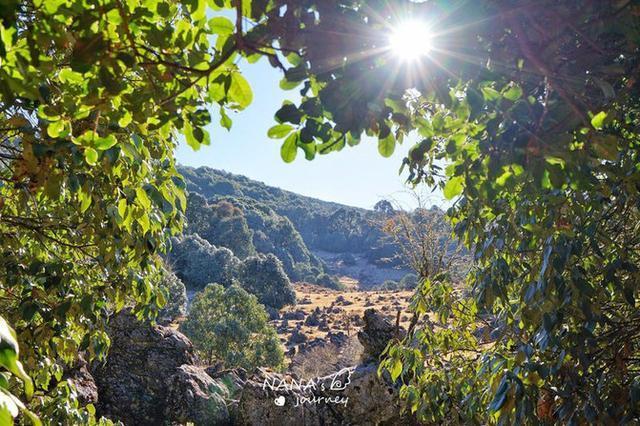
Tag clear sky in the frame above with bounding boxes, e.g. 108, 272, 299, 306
176, 57, 446, 210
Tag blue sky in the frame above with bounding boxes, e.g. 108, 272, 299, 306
176, 57, 445, 210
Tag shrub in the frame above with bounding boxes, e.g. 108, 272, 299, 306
289, 336, 363, 379
314, 273, 344, 290
180, 284, 284, 370
379, 280, 399, 291
238, 254, 296, 309
399, 273, 419, 290
157, 268, 188, 324
168, 234, 240, 289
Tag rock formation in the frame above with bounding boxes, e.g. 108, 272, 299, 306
357, 308, 405, 361
68, 308, 410, 426
237, 308, 413, 425
91, 311, 230, 425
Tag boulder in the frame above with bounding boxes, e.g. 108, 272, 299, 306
237, 364, 408, 425
283, 310, 306, 321
164, 365, 230, 425
357, 309, 404, 361
304, 309, 321, 327
288, 328, 308, 345
92, 311, 229, 425
64, 355, 98, 405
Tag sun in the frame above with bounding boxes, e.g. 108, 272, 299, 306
388, 20, 433, 61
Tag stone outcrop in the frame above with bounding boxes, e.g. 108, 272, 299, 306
357, 308, 404, 361
237, 364, 407, 426
91, 311, 230, 425
163, 365, 230, 425
76, 308, 410, 426
237, 308, 412, 425
64, 356, 98, 405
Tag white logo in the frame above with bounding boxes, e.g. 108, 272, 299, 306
274, 395, 286, 406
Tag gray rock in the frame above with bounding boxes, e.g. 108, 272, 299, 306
237, 364, 409, 425
283, 310, 306, 321
357, 309, 404, 361
288, 328, 308, 345
92, 311, 229, 425
64, 356, 98, 405
164, 365, 230, 425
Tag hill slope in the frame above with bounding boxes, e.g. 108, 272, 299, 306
178, 165, 453, 287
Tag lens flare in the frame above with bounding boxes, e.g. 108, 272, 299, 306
389, 20, 433, 61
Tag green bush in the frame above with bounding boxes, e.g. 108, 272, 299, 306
379, 280, 399, 291
157, 269, 188, 325
185, 194, 256, 259
314, 273, 344, 290
238, 254, 296, 309
399, 273, 419, 290
168, 234, 240, 290
180, 284, 284, 370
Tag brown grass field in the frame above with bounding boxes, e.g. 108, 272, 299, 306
274, 279, 414, 349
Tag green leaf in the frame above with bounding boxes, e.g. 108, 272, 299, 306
118, 112, 132, 128
47, 120, 67, 138
117, 198, 127, 219
191, 0, 207, 20
280, 133, 298, 163
208, 17, 234, 35
137, 214, 150, 234
481, 86, 501, 101
0, 317, 33, 399
591, 111, 607, 130
279, 78, 301, 91
228, 73, 253, 110
58, 68, 83, 84
502, 84, 523, 101
443, 176, 464, 199
268, 124, 293, 139
136, 187, 151, 210
79, 189, 92, 213
275, 103, 303, 124
220, 108, 232, 130
94, 135, 117, 151
391, 359, 402, 381
183, 121, 200, 150
84, 147, 98, 165
378, 133, 396, 158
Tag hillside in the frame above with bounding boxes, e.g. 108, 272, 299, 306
178, 165, 424, 286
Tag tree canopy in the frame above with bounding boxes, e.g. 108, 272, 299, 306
1, 0, 639, 423
180, 283, 284, 369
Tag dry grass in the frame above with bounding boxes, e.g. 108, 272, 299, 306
274, 282, 414, 350
289, 336, 364, 379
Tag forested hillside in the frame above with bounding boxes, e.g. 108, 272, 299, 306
179, 165, 448, 270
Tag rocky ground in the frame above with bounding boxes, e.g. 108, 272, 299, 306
75, 307, 417, 425
272, 283, 413, 378
276, 283, 413, 350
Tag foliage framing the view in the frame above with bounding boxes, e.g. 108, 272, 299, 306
1, 0, 639, 424
0, 0, 276, 421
